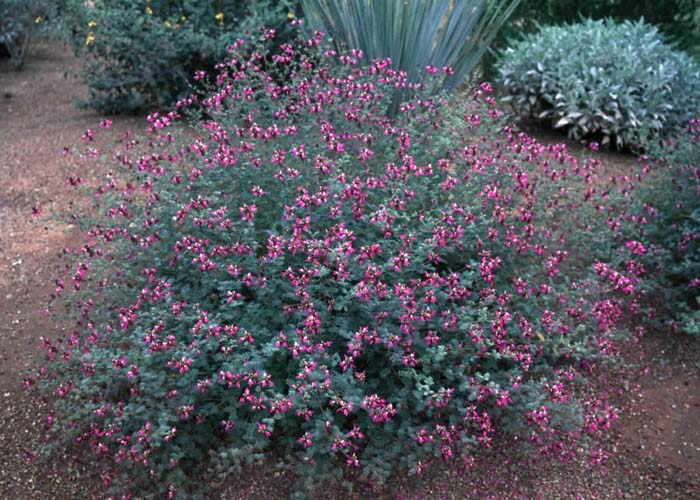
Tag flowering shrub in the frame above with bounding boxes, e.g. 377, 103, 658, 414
32, 32, 643, 497
497, 19, 700, 150
61, 0, 296, 113
628, 120, 700, 335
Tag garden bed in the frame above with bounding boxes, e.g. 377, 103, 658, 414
0, 41, 699, 499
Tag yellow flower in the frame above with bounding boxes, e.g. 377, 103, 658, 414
164, 20, 172, 28
85, 32, 95, 45
214, 12, 224, 21
180, 15, 186, 21
287, 12, 295, 20
35, 16, 43, 24
146, 6, 153, 15
88, 20, 97, 27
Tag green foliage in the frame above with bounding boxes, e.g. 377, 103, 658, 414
0, 0, 56, 69
498, 19, 700, 150
483, 0, 700, 79
34, 35, 637, 498
633, 120, 700, 335
60, 0, 296, 114
501, 0, 700, 54
299, 0, 520, 107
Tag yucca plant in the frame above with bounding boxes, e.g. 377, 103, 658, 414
300, 0, 520, 107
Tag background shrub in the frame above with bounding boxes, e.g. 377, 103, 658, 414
0, 0, 56, 69
483, 0, 700, 76
33, 33, 639, 497
497, 19, 700, 150
522, 0, 700, 53
60, 0, 296, 114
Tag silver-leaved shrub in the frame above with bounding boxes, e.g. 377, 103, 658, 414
497, 19, 700, 150
30, 30, 644, 498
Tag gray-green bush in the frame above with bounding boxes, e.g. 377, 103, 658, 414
497, 19, 700, 149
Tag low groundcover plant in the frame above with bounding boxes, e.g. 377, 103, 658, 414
29, 29, 644, 498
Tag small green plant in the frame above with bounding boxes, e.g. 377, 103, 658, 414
497, 19, 700, 150
61, 0, 296, 114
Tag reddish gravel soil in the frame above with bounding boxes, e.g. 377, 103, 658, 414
1, 42, 699, 499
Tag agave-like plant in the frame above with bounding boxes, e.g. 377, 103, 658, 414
300, 0, 520, 96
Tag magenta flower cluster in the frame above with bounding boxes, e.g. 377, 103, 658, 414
31, 30, 646, 497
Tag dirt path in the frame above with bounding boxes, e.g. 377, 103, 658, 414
0, 42, 698, 499
0, 41, 142, 498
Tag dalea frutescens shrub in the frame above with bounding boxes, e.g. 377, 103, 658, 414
61, 0, 296, 114
628, 119, 700, 336
497, 19, 700, 150
29, 30, 645, 498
